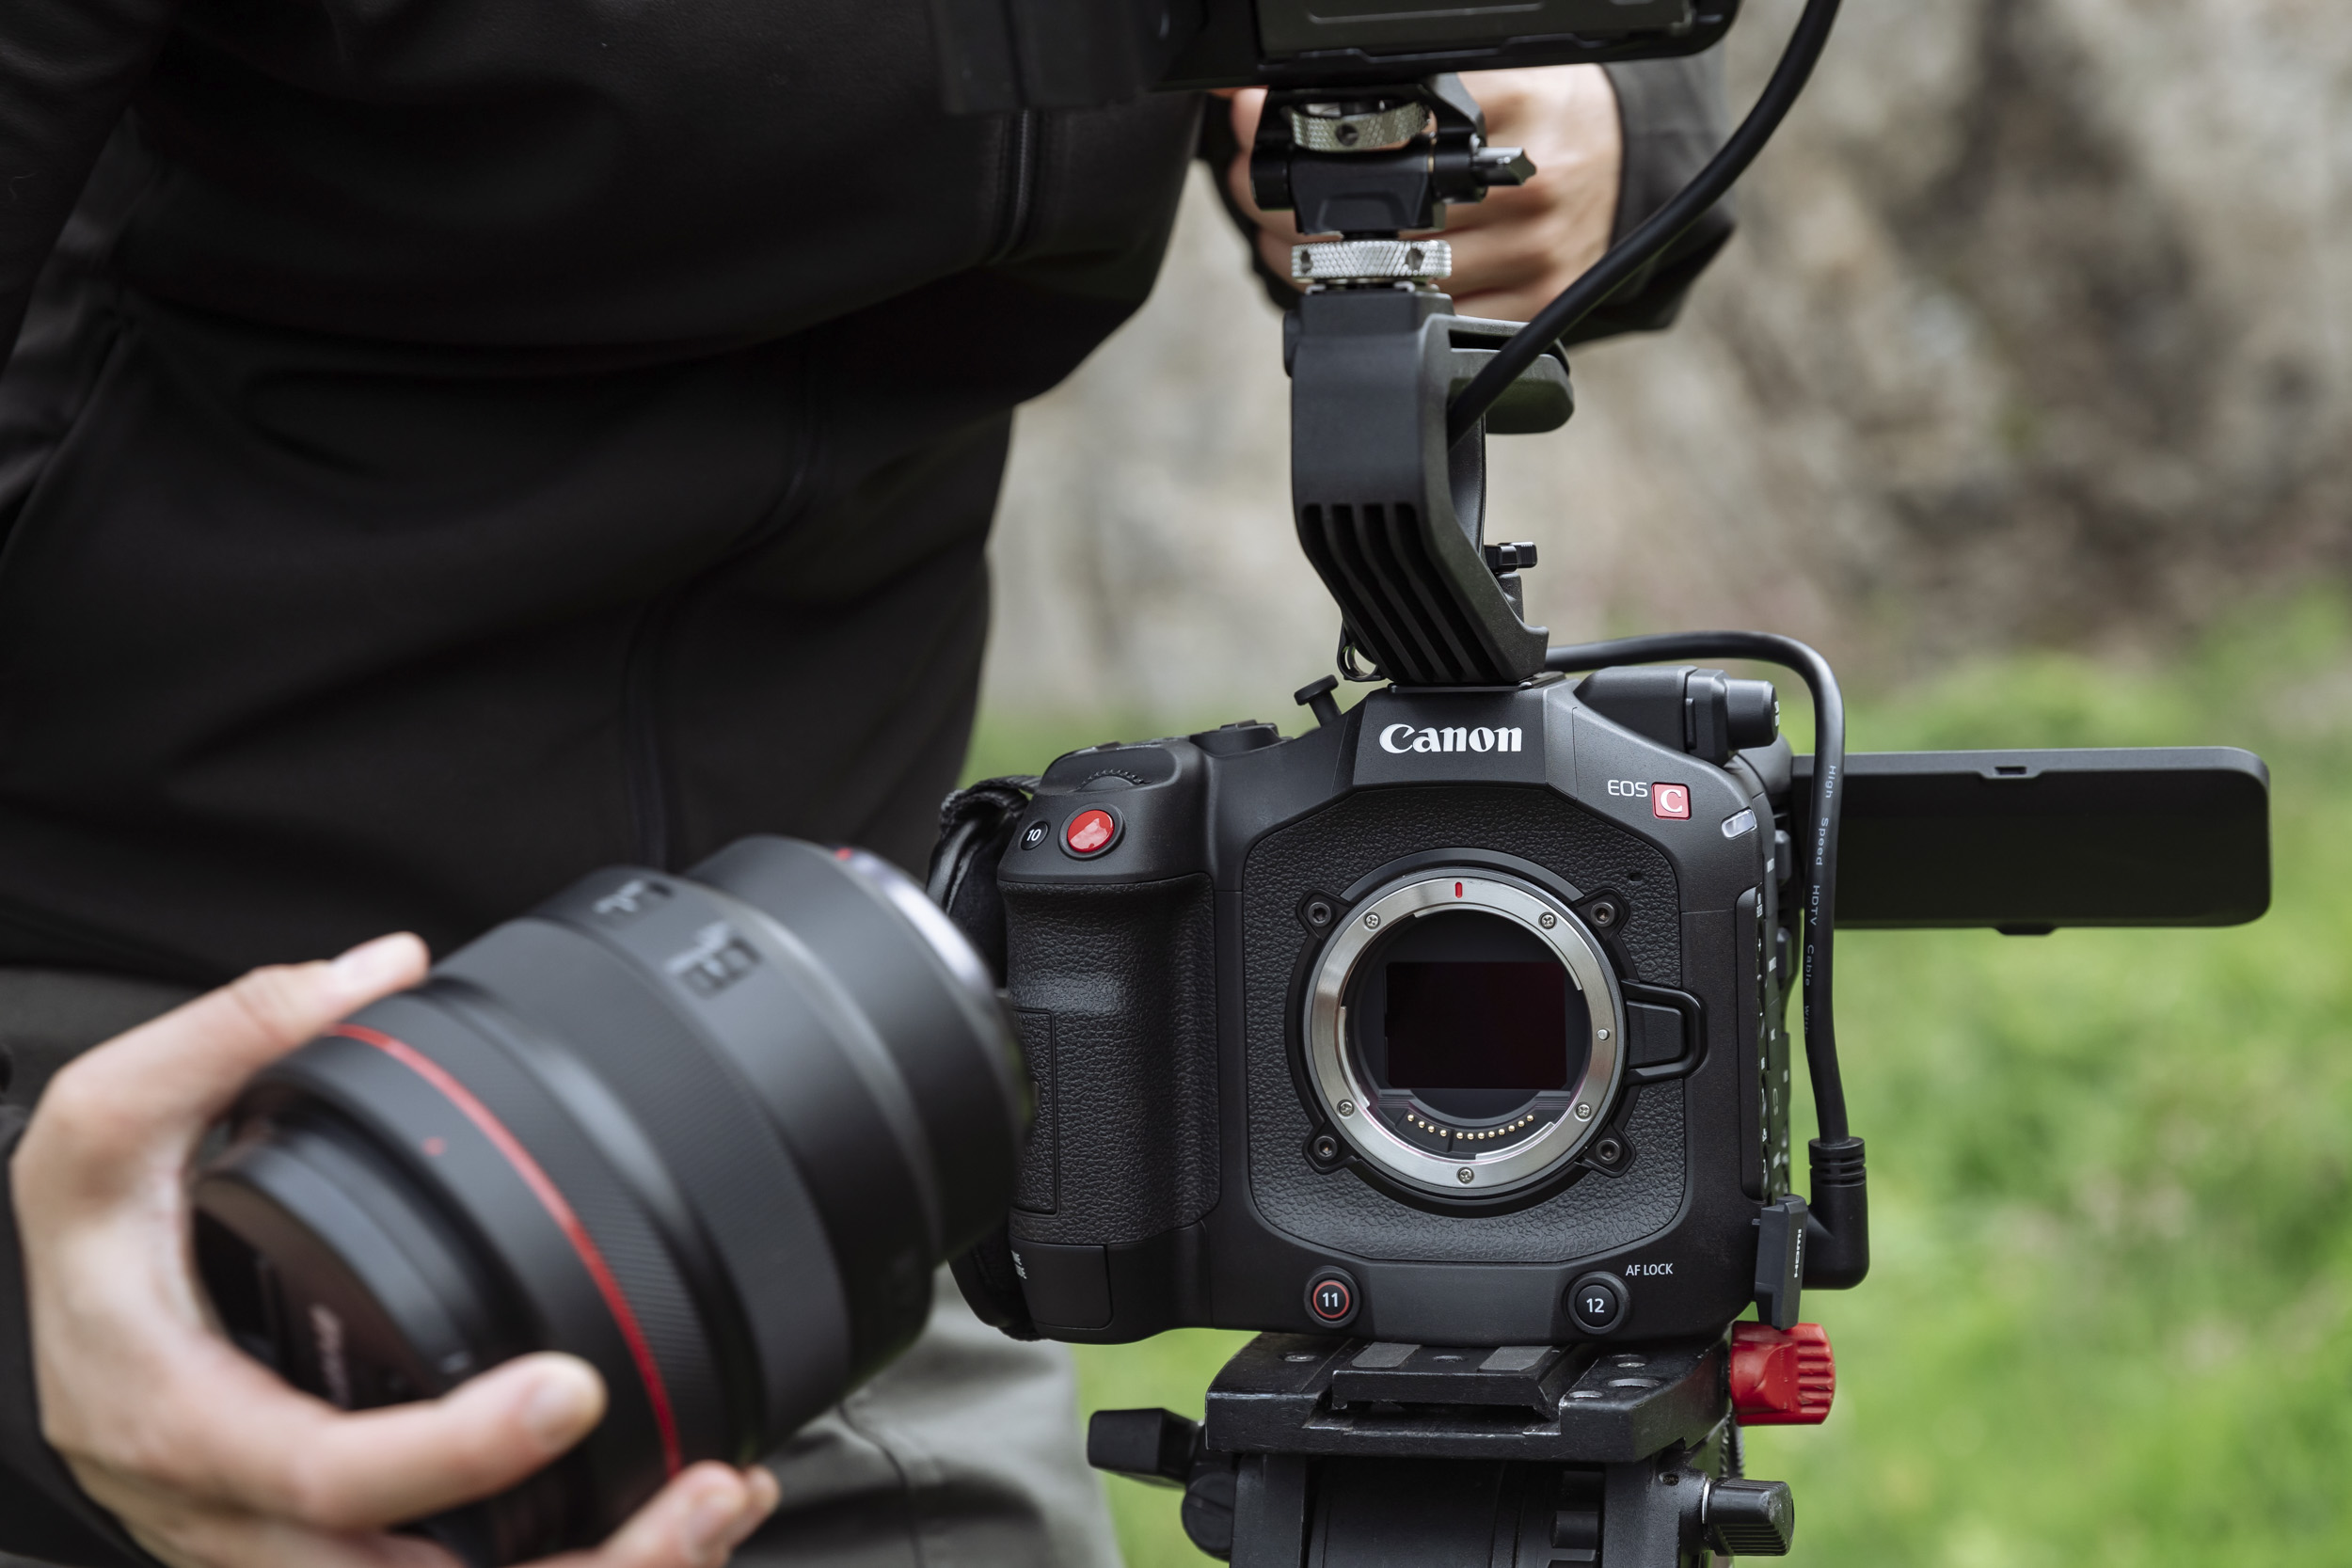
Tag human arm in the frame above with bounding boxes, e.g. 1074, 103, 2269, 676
1, 936, 779, 1568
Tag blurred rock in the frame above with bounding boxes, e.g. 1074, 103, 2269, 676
982, 0, 2352, 719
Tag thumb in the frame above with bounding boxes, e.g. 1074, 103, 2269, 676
24, 934, 431, 1194
1227, 85, 1266, 144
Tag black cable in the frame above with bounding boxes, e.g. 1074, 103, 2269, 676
1543, 632, 1850, 1144
1446, 0, 1845, 445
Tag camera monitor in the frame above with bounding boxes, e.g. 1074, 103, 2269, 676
930, 0, 1740, 112
1808, 747, 2271, 932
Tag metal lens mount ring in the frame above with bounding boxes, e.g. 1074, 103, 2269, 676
1304, 872, 1625, 1199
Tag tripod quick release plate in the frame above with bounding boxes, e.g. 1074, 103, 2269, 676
1201, 1332, 1726, 1464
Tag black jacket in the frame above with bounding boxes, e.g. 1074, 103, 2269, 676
0, 0, 1730, 1555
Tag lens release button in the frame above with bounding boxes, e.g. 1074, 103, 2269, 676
1305, 1269, 1359, 1328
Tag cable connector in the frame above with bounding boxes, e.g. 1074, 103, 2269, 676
1802, 1136, 1869, 1290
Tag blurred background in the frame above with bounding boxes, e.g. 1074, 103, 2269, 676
968, 1, 2352, 1561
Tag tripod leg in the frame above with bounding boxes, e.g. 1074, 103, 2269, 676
1311, 1459, 1513, 1568
1232, 1455, 1311, 1568
1222, 1456, 1715, 1568
1600, 1458, 1706, 1568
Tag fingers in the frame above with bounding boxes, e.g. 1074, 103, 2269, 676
26, 933, 429, 1188
59, 1345, 602, 1530
157, 1354, 608, 1530
1438, 66, 1621, 319
103, 1461, 779, 1568
1223, 89, 1280, 228
10, 928, 765, 1568
1221, 68, 1622, 322
536, 1465, 780, 1568
1227, 90, 1311, 297
1226, 87, 1265, 163
1442, 196, 1610, 322
106, 1497, 459, 1568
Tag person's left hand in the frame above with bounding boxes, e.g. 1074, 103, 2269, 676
1220, 67, 1623, 324
15, 936, 781, 1568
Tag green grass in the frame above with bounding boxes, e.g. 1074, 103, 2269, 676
969, 595, 2352, 1565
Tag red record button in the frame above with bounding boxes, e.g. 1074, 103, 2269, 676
1063, 808, 1120, 857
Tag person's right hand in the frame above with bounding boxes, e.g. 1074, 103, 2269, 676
12, 934, 782, 1568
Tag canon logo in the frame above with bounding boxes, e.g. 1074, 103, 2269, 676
1379, 723, 1523, 755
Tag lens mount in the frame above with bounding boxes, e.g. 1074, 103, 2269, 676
1304, 872, 1624, 1199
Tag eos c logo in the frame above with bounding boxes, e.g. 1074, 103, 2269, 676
1606, 780, 1692, 819
1379, 723, 1524, 754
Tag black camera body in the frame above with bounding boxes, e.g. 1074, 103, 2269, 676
996, 672, 1798, 1347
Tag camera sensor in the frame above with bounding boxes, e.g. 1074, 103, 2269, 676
1382, 960, 1574, 1095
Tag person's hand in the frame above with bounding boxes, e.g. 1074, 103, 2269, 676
1221, 66, 1624, 323
13, 934, 781, 1568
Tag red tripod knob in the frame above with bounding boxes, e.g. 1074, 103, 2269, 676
1728, 1322, 1836, 1425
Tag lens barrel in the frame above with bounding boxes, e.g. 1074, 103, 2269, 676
192, 839, 1026, 1564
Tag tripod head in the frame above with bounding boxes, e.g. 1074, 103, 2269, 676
1255, 75, 1574, 687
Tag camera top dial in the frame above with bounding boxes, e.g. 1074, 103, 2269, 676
1304, 871, 1625, 1202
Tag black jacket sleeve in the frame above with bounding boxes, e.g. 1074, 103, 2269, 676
1199, 48, 1735, 341
1572, 50, 1735, 342
0, 0, 177, 358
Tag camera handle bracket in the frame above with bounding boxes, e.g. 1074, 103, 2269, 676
1261, 77, 1573, 689
1092, 1332, 1799, 1561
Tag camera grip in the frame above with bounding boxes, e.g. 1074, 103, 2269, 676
1000, 876, 1218, 1245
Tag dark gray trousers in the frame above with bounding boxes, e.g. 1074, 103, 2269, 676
1, 970, 1118, 1568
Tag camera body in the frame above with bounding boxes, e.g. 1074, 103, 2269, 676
995, 673, 1795, 1347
